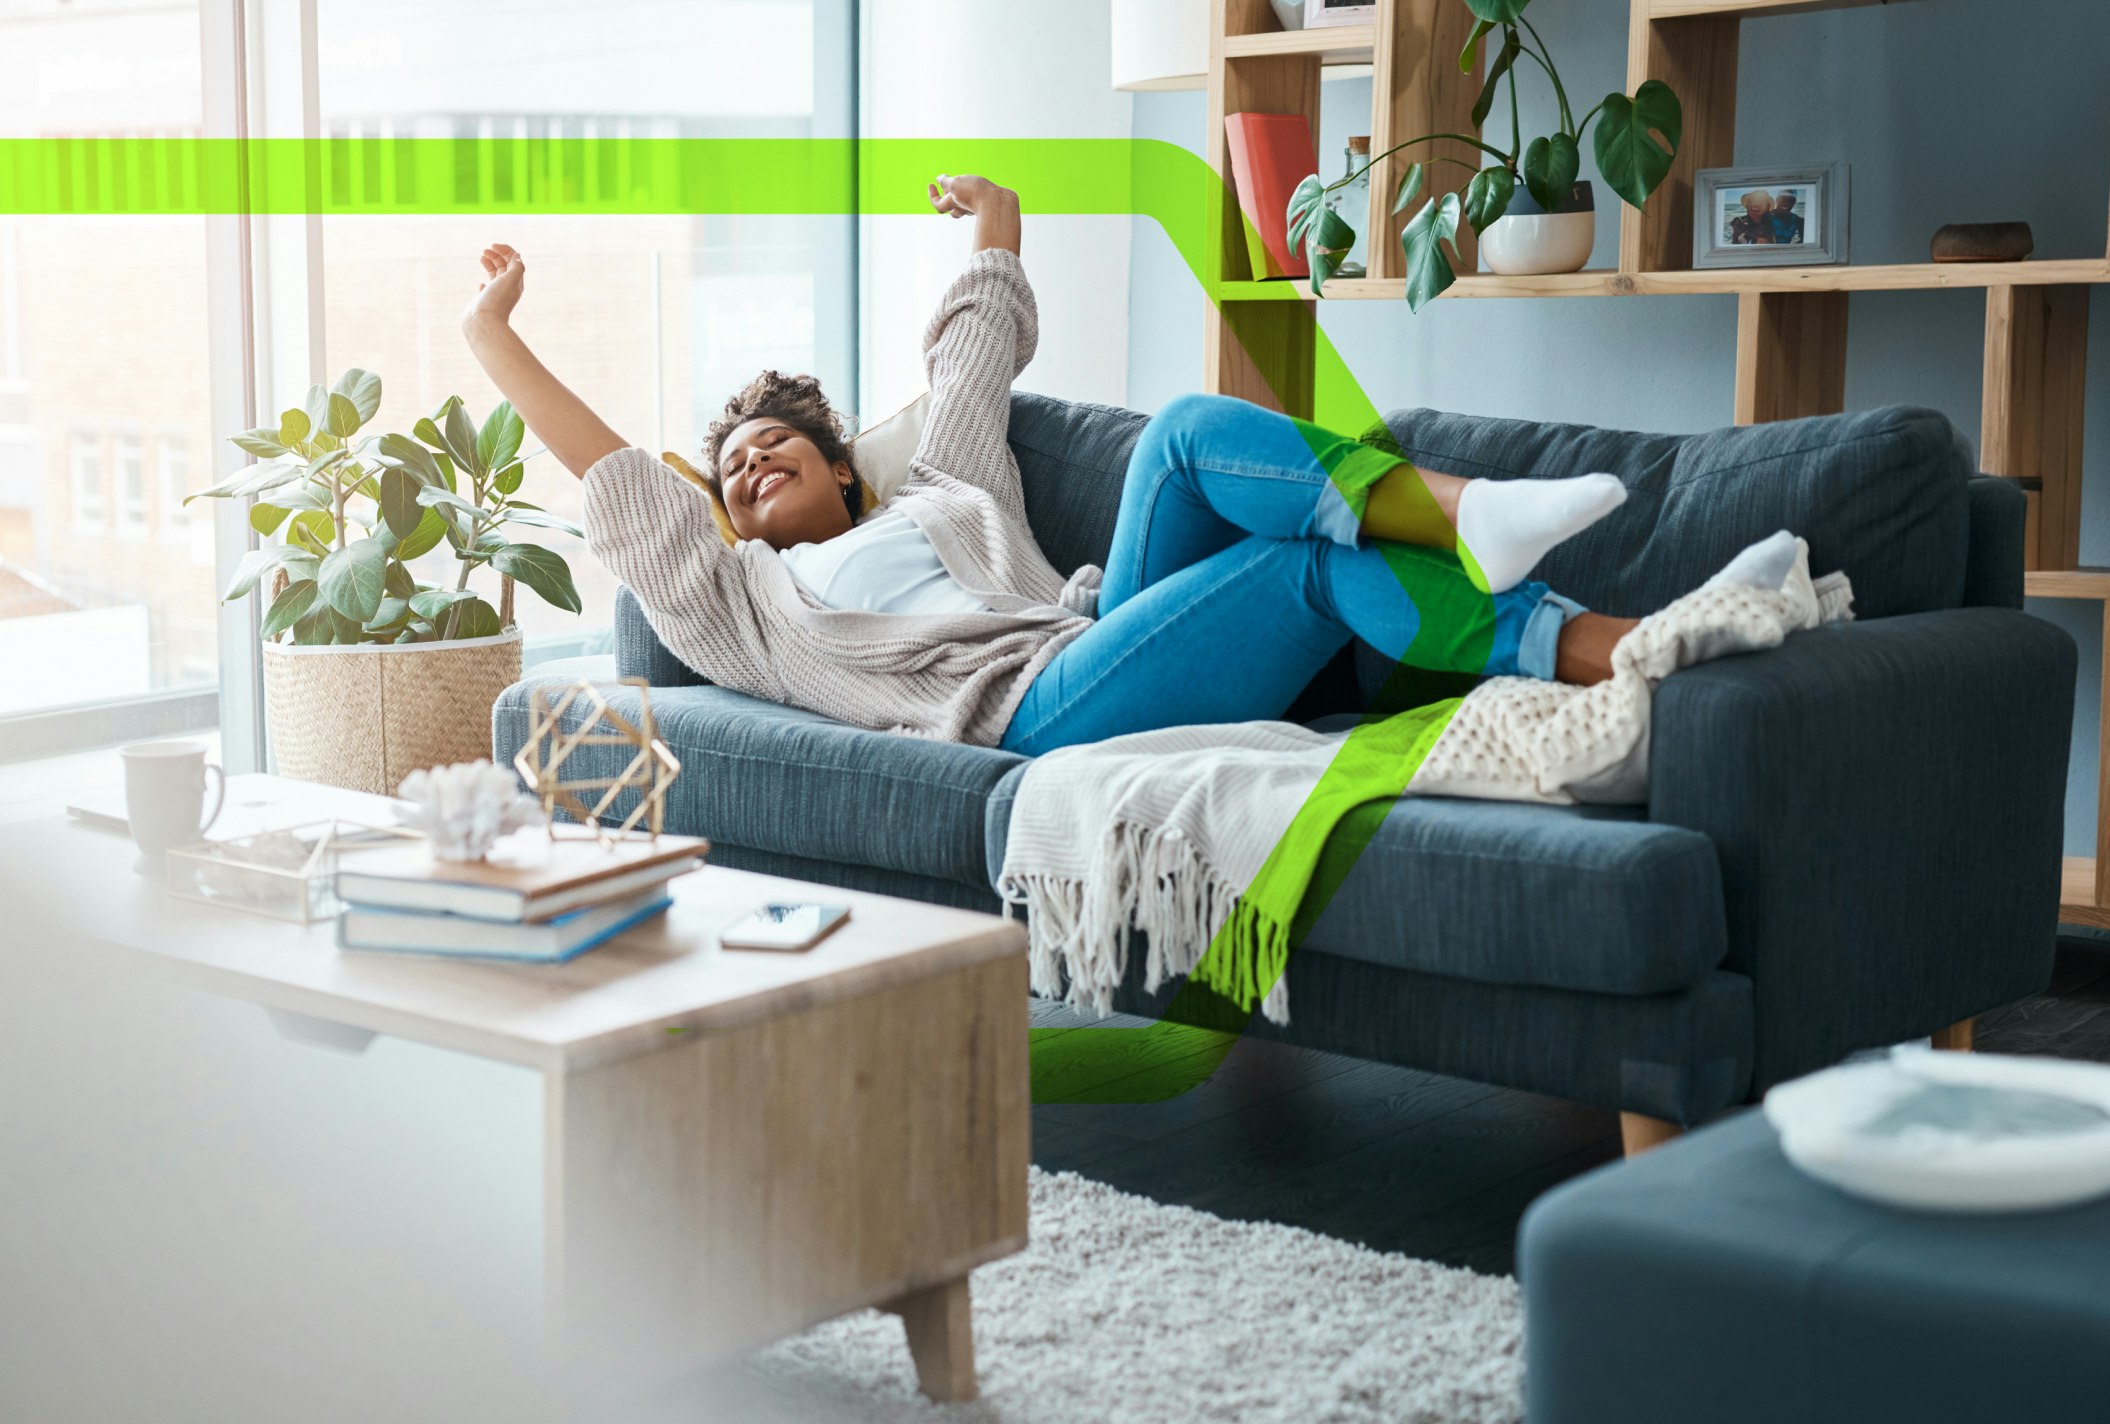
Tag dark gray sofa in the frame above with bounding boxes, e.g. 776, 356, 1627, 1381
493, 392, 2076, 1129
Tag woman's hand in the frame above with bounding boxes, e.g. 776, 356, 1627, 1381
927, 175, 1022, 256
459, 243, 627, 479
463, 242, 526, 331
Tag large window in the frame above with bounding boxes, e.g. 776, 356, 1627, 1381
0, 0, 856, 753
1, 0, 219, 733
315, 0, 857, 659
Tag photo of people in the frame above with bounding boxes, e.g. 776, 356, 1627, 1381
1722, 184, 1818, 245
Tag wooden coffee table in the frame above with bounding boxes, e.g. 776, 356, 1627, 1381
6, 776, 1027, 1409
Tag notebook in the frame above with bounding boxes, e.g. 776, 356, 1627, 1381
334, 829, 708, 923
336, 888, 673, 963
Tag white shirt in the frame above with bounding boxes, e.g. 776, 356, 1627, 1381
779, 508, 991, 617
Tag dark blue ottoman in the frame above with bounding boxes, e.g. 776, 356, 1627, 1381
1518, 1108, 2110, 1424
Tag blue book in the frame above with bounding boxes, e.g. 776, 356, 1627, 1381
336, 889, 672, 963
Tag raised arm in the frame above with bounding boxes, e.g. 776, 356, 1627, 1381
909, 177, 1038, 519
460, 244, 627, 479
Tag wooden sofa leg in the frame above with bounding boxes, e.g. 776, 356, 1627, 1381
1931, 1018, 1976, 1052
1620, 1112, 1684, 1158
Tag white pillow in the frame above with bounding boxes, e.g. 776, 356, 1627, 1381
851, 389, 929, 505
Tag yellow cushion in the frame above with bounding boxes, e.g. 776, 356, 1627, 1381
666, 390, 929, 547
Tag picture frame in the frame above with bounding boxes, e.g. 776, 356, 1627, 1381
1692, 163, 1850, 269
1303, 0, 1378, 28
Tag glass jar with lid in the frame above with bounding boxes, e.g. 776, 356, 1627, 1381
1323, 135, 1372, 279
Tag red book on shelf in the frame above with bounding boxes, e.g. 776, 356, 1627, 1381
1224, 111, 1316, 280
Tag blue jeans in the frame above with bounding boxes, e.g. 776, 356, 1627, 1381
998, 393, 1578, 756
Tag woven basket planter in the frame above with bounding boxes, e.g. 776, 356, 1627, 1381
261, 629, 524, 796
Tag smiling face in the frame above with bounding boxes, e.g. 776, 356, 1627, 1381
714, 416, 858, 549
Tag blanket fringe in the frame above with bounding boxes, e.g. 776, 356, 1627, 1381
998, 817, 1294, 1025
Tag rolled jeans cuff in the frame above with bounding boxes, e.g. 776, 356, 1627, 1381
1518, 590, 1586, 681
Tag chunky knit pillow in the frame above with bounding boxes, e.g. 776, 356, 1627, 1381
665, 390, 931, 546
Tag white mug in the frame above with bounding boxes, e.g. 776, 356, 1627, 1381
122, 741, 225, 872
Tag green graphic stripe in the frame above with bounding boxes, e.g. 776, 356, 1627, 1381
1, 136, 1493, 1102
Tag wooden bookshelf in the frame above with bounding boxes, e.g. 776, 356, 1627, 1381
1198, 0, 2110, 925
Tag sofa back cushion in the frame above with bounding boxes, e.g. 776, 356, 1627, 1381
1378, 404, 1975, 619
1007, 390, 1149, 574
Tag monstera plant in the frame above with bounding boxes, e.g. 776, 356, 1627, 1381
1288, 0, 1682, 310
188, 367, 583, 643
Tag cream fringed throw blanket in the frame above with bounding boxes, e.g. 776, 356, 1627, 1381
997, 541, 1854, 1025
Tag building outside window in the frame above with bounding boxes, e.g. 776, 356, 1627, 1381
115, 429, 146, 536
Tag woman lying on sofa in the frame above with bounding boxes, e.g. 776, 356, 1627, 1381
461, 174, 1654, 755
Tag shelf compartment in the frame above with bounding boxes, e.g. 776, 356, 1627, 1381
2062, 858, 2110, 929
1222, 25, 1377, 65
1648, 0, 1905, 17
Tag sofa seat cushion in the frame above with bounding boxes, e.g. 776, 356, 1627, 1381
986, 760, 1728, 997
493, 664, 1025, 888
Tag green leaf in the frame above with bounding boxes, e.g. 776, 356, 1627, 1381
490, 542, 581, 614
1522, 131, 1580, 213
332, 368, 382, 425
230, 460, 305, 499
1392, 162, 1425, 214
326, 392, 361, 439
444, 399, 483, 480
1464, 165, 1516, 231
1301, 206, 1356, 297
290, 509, 336, 555
494, 461, 523, 496
395, 507, 450, 561
434, 451, 457, 492
379, 467, 423, 540
408, 587, 476, 621
473, 528, 509, 555
1400, 191, 1463, 314
448, 597, 503, 640
1594, 79, 1682, 210
277, 550, 320, 584
416, 485, 488, 522
376, 432, 444, 485
291, 607, 334, 645
231, 429, 286, 459
317, 536, 389, 622
221, 547, 279, 602
261, 579, 318, 639
497, 506, 585, 539
273, 481, 334, 513
302, 384, 333, 435
383, 560, 417, 598
278, 407, 310, 448
1471, 30, 1522, 130
1285, 173, 1331, 265
476, 400, 523, 476
364, 596, 412, 632
306, 447, 353, 483
1460, 17, 1495, 73
249, 503, 291, 536
1462, 0, 1532, 21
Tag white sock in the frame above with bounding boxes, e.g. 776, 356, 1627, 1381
1702, 529, 1800, 593
1454, 473, 1627, 594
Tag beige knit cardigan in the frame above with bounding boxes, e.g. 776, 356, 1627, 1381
582, 248, 1099, 746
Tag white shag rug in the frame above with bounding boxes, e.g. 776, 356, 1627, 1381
701, 1166, 1523, 1424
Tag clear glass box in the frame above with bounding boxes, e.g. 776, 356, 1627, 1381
164, 820, 421, 923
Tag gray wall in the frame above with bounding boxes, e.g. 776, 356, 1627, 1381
1126, 0, 2110, 856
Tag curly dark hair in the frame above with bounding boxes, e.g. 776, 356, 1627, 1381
702, 369, 864, 523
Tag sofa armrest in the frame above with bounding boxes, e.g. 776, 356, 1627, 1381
1965, 474, 2026, 609
1648, 608, 2075, 1090
614, 584, 712, 688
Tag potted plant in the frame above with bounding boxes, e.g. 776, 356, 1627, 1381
188, 367, 584, 795
1288, 0, 1682, 307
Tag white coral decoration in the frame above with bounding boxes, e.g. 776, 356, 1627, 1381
396, 759, 543, 862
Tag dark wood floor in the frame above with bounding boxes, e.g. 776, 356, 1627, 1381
1029, 932, 2110, 1277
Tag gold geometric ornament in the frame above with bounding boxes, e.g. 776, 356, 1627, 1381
511, 676, 682, 845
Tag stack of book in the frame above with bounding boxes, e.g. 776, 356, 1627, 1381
332, 831, 710, 963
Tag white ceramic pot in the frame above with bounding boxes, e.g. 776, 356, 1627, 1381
1479, 178, 1596, 276
1270, 0, 1305, 30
